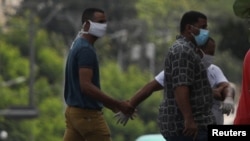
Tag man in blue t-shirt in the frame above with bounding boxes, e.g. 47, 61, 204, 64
63, 8, 134, 141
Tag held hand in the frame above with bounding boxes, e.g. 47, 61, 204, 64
114, 111, 136, 126
221, 97, 234, 116
118, 100, 135, 116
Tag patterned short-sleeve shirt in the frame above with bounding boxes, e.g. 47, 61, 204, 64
158, 35, 216, 137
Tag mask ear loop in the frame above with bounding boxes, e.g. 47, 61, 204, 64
71, 22, 88, 42
199, 49, 206, 59
79, 22, 89, 35
195, 47, 204, 58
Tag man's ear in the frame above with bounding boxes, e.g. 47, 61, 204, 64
187, 24, 192, 30
188, 24, 196, 33
185, 24, 194, 34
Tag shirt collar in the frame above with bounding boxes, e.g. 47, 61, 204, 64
176, 35, 196, 49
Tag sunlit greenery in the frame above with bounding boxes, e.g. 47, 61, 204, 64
0, 0, 247, 140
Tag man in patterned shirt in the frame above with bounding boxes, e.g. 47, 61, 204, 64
114, 37, 235, 127
158, 11, 216, 141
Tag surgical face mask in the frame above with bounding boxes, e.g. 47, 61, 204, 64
201, 54, 214, 69
192, 28, 209, 46
81, 20, 107, 37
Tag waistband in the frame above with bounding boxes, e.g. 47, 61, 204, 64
67, 106, 102, 113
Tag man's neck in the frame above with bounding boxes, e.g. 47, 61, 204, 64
82, 34, 97, 45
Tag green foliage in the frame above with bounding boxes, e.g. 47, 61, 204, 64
0, 0, 247, 141
100, 61, 152, 99
214, 51, 243, 84
32, 97, 64, 141
135, 0, 244, 84
0, 41, 29, 80
217, 20, 250, 60
0, 12, 65, 141
0, 87, 28, 108
37, 47, 64, 83
0, 41, 29, 108
233, 0, 250, 18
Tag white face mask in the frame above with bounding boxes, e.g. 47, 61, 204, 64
199, 49, 214, 69
201, 54, 214, 69
81, 20, 107, 37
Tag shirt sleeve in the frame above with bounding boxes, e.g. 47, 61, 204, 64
207, 64, 228, 88
77, 47, 96, 68
155, 70, 164, 86
171, 48, 195, 88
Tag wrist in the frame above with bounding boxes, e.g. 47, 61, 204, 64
224, 96, 234, 102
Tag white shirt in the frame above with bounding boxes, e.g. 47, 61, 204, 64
207, 64, 228, 88
154, 64, 228, 86
154, 70, 164, 86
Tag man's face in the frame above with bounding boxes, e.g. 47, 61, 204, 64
83, 11, 107, 38
194, 18, 207, 29
191, 18, 208, 35
92, 12, 107, 23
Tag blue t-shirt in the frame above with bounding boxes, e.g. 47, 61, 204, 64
64, 37, 103, 110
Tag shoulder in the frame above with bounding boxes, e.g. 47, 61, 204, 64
208, 64, 221, 71
74, 38, 94, 52
209, 64, 217, 68
171, 42, 196, 56
174, 37, 195, 49
207, 64, 228, 82
154, 71, 164, 87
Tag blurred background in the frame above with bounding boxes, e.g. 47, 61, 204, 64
0, 0, 249, 141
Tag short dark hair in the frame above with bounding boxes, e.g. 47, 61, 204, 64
180, 11, 207, 33
81, 8, 104, 24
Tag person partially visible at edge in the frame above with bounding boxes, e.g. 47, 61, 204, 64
233, 0, 250, 125
233, 50, 250, 124
63, 8, 134, 141
159, 11, 215, 141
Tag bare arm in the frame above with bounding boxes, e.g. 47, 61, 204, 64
213, 82, 229, 100
222, 83, 235, 98
213, 82, 235, 100
175, 85, 193, 120
129, 80, 163, 108
79, 68, 134, 114
175, 85, 197, 136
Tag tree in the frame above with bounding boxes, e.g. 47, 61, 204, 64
0, 14, 65, 140
0, 40, 29, 106
0, 0, 246, 140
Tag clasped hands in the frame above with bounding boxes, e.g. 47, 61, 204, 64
212, 85, 235, 116
114, 101, 137, 126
